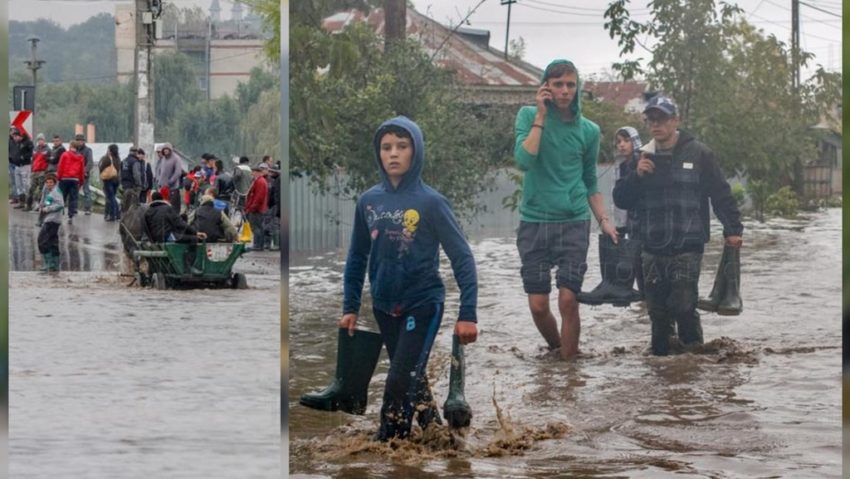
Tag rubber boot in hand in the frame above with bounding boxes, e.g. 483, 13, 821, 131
443, 334, 472, 428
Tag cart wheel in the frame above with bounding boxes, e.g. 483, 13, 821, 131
232, 273, 248, 289
152, 272, 167, 290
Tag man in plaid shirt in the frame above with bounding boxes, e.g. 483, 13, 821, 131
613, 95, 743, 355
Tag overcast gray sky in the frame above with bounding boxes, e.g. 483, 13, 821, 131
10, 0, 240, 26
10, 0, 842, 79
410, 0, 842, 80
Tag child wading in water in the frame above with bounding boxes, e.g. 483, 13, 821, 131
37, 172, 64, 273
339, 116, 479, 441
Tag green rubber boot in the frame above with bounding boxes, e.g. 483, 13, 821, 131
299, 328, 383, 415
443, 334, 472, 428
39, 254, 50, 274
48, 253, 60, 273
716, 246, 742, 316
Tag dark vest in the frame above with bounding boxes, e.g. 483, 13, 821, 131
194, 203, 223, 242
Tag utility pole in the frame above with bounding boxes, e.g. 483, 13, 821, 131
501, 0, 517, 61
384, 0, 406, 52
23, 36, 45, 135
791, 0, 800, 90
135, 0, 161, 156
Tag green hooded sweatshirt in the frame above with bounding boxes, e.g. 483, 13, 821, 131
514, 59, 601, 223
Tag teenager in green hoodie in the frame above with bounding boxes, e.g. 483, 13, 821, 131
514, 59, 618, 360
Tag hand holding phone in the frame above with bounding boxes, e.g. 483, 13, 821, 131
536, 82, 553, 113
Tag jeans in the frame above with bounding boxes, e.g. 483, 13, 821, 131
59, 179, 80, 218
8, 164, 17, 198
81, 177, 92, 212
248, 212, 265, 249
103, 179, 120, 219
14, 164, 31, 197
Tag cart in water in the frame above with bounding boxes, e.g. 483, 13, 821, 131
133, 241, 248, 289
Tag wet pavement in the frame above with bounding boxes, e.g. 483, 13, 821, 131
288, 208, 841, 478
8, 209, 281, 478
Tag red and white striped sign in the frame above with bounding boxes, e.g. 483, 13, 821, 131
10, 111, 33, 138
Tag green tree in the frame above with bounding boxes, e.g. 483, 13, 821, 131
240, 88, 281, 161
171, 95, 241, 160
153, 51, 203, 133
604, 0, 841, 193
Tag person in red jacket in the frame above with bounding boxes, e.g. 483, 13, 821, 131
28, 133, 51, 213
56, 139, 86, 223
244, 163, 269, 251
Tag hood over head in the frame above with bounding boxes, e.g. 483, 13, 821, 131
160, 143, 174, 157
372, 116, 425, 192
541, 59, 583, 120
615, 126, 642, 160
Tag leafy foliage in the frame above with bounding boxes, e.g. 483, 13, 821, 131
603, 0, 842, 195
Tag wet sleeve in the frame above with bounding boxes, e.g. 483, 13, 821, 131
582, 124, 601, 196
514, 107, 537, 172
133, 161, 143, 185
342, 201, 371, 315
702, 150, 744, 237
434, 196, 478, 323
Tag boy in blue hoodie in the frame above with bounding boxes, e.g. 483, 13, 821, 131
341, 116, 478, 441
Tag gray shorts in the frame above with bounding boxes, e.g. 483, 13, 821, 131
516, 220, 590, 295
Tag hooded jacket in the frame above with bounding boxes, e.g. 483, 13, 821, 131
613, 126, 642, 234
342, 116, 478, 322
514, 59, 601, 223
157, 143, 183, 189
32, 143, 51, 173
143, 200, 198, 243
57, 149, 86, 183
613, 129, 743, 255
39, 183, 65, 224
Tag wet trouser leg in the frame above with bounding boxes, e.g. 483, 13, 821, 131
28, 172, 45, 210
38, 222, 60, 256
669, 252, 703, 346
248, 212, 265, 250
642, 251, 703, 355
374, 303, 444, 441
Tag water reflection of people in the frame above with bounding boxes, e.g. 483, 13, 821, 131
613, 96, 743, 356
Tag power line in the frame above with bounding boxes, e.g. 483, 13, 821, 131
522, 0, 649, 17
522, 0, 650, 13
799, 1, 841, 17
764, 0, 842, 29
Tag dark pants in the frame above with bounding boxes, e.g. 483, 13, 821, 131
375, 303, 444, 441
248, 212, 265, 250
642, 251, 704, 355
59, 179, 80, 218
38, 222, 60, 256
81, 178, 92, 212
169, 188, 181, 212
28, 171, 46, 210
104, 179, 120, 220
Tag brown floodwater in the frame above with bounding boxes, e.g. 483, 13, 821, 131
288, 208, 841, 478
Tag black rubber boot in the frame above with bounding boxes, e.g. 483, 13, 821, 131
299, 328, 383, 415
443, 334, 472, 428
716, 246, 742, 316
577, 235, 642, 307
697, 246, 729, 312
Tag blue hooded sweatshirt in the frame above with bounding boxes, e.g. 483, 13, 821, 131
342, 116, 478, 322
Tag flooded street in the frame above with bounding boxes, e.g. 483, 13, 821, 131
8, 210, 281, 478
289, 208, 841, 478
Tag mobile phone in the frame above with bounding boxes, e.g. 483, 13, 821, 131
542, 81, 554, 108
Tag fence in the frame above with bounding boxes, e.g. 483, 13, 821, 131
288, 165, 620, 253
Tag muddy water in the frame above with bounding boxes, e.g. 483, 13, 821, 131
8, 211, 281, 478
289, 208, 841, 478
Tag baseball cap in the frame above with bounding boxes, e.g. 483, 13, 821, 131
643, 95, 678, 116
